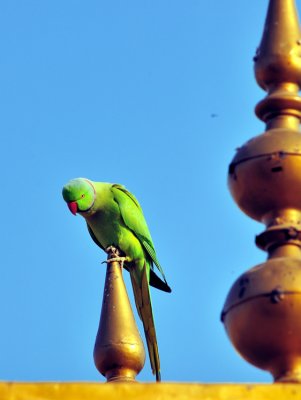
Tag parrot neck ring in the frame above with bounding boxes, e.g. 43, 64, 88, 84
83, 178, 96, 196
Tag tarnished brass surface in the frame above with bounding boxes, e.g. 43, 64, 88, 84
256, 227, 301, 252
223, 297, 301, 382
93, 257, 145, 382
222, 257, 301, 382
1, 383, 301, 400
224, 0, 301, 383
223, 257, 301, 314
254, 0, 301, 90
228, 0, 301, 226
228, 130, 301, 223
255, 84, 301, 125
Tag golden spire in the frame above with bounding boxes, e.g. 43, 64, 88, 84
255, 0, 301, 130
222, 0, 301, 383
94, 253, 145, 382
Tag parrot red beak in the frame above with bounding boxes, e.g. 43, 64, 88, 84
67, 201, 78, 215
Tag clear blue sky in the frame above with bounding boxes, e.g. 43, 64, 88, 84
1, 0, 299, 383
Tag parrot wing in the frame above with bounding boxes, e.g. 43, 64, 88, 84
111, 184, 170, 291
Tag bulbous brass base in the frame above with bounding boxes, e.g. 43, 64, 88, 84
94, 260, 145, 382
228, 128, 301, 224
222, 257, 301, 382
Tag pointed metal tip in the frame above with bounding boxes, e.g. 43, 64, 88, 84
255, 0, 301, 90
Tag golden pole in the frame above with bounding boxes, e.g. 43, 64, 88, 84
94, 251, 145, 382
222, 0, 301, 383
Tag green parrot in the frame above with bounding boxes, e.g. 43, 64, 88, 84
62, 178, 171, 381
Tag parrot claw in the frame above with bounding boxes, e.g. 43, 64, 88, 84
105, 245, 120, 257
102, 256, 129, 270
104, 246, 129, 269
103, 246, 129, 269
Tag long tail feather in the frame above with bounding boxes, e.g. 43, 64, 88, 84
150, 269, 172, 293
130, 262, 161, 381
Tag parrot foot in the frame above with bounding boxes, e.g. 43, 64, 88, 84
102, 257, 129, 270
104, 246, 129, 270
105, 245, 120, 258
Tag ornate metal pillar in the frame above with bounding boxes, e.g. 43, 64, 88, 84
222, 0, 301, 382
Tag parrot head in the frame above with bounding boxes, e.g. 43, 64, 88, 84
62, 178, 96, 215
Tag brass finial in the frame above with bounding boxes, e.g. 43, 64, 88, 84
94, 252, 145, 382
255, 0, 301, 87
255, 0, 301, 130
222, 0, 301, 383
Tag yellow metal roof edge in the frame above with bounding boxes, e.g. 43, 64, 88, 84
0, 382, 301, 400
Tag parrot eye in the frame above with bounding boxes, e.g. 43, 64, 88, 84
81, 194, 85, 198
